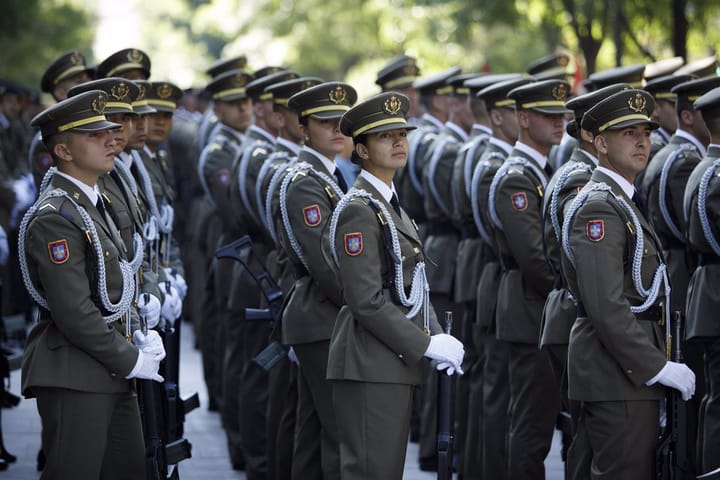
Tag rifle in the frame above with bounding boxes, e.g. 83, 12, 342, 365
215, 235, 286, 371
437, 311, 454, 480
137, 307, 169, 480
655, 310, 690, 480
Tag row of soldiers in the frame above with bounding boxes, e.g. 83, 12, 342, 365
389, 52, 720, 479
4, 48, 196, 478
6, 41, 720, 479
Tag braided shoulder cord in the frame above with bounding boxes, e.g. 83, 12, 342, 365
562, 182, 670, 315
196, 144, 215, 207
407, 129, 431, 195
113, 157, 138, 196
279, 162, 344, 271
238, 140, 273, 226
658, 143, 695, 242
131, 150, 174, 234
328, 188, 429, 325
488, 156, 548, 230
426, 136, 454, 217
697, 158, 720, 256
18, 189, 137, 323
463, 134, 489, 198
38, 166, 58, 194
265, 158, 298, 244
549, 162, 593, 244
255, 151, 287, 236
470, 152, 505, 244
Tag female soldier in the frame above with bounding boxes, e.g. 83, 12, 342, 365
327, 92, 465, 479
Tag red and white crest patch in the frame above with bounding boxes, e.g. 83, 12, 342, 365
344, 233, 363, 256
586, 220, 605, 241
48, 240, 70, 264
511, 192, 528, 211
303, 205, 321, 227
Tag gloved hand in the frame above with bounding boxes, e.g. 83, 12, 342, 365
424, 333, 464, 373
132, 330, 166, 360
288, 346, 299, 365
161, 284, 182, 326
126, 350, 164, 382
0, 226, 8, 266
163, 267, 187, 299
137, 293, 161, 329
436, 360, 464, 376
654, 361, 696, 401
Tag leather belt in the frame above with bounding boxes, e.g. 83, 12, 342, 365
577, 301, 662, 322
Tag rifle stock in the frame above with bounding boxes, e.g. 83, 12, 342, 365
437, 311, 454, 480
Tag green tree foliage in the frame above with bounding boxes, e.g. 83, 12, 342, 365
0, 0, 94, 92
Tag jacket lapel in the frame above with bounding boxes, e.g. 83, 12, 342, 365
354, 176, 421, 244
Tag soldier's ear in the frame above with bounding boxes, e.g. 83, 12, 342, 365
517, 109, 530, 129
355, 143, 369, 160
53, 142, 73, 162
594, 133, 608, 155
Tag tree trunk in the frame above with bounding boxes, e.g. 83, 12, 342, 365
672, 0, 688, 59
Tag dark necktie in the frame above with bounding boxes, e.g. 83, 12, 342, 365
390, 192, 402, 217
543, 162, 553, 178
95, 195, 114, 229
334, 169, 348, 193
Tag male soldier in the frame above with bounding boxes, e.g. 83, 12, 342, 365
641, 75, 720, 476
396, 66, 460, 238
279, 82, 357, 480
19, 90, 165, 479
260, 75, 323, 480
539, 83, 629, 467
684, 85, 720, 477
30, 50, 94, 190
469, 76, 531, 480
488, 79, 569, 478
643, 74, 695, 161
96, 48, 152, 81
375, 54, 422, 123
224, 68, 297, 480
199, 68, 254, 470
561, 88, 695, 478
417, 71, 479, 472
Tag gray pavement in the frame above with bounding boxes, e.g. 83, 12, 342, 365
1, 320, 565, 479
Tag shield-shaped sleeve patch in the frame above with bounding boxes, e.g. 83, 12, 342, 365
586, 220, 604, 241
303, 205, 321, 227
48, 239, 70, 264
344, 233, 363, 256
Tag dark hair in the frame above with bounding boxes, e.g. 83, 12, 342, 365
350, 133, 369, 165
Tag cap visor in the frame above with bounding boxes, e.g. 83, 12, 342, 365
216, 93, 249, 102
72, 119, 122, 132
310, 110, 347, 120
363, 122, 417, 136
533, 106, 573, 114
607, 118, 660, 131
133, 105, 157, 115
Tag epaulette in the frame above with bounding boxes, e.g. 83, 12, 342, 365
252, 146, 269, 158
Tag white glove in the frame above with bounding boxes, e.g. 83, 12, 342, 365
288, 346, 299, 365
163, 267, 187, 299
654, 361, 696, 401
424, 334, 465, 373
126, 349, 164, 382
132, 330, 166, 360
137, 293, 161, 329
0, 226, 8, 266
161, 284, 182, 325
436, 360, 464, 376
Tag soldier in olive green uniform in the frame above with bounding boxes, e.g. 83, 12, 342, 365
278, 82, 357, 480
539, 83, 629, 467
562, 89, 696, 479
20, 90, 165, 479
488, 79, 569, 478
396, 67, 459, 240
643, 74, 693, 161
328, 91, 463, 480
375, 55, 422, 124
467, 76, 529, 480
30, 50, 94, 191
683, 87, 720, 476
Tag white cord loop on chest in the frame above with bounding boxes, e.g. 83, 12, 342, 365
18, 189, 138, 323
549, 162, 593, 244
658, 143, 695, 242
697, 158, 720, 256
131, 150, 174, 234
562, 182, 670, 314
328, 188, 429, 327
488, 156, 548, 230
470, 151, 505, 245
279, 161, 344, 271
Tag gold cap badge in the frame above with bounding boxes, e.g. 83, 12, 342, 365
329, 86, 347, 104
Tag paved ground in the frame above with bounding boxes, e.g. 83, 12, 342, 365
1, 320, 565, 479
